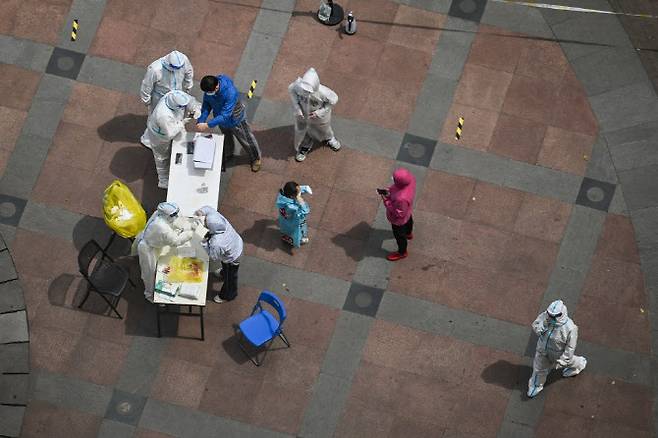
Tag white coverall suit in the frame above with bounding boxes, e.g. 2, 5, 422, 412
141, 91, 200, 189
140, 51, 194, 114
288, 68, 340, 157
132, 203, 193, 302
528, 300, 587, 398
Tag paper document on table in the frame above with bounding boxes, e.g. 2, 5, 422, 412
194, 223, 209, 239
178, 283, 200, 300
193, 135, 215, 169
177, 241, 195, 257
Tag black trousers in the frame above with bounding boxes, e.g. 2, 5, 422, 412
219, 261, 240, 301
391, 216, 413, 254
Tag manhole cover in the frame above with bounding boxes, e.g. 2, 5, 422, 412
586, 186, 605, 203
354, 291, 373, 308
404, 142, 426, 158
116, 401, 133, 416
459, 0, 477, 13
57, 56, 75, 71
0, 202, 16, 218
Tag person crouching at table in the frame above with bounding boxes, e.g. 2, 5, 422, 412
194, 206, 243, 304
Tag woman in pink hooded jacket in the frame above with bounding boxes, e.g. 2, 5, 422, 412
380, 168, 416, 261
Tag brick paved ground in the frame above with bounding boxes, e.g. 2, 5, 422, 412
1, 0, 658, 437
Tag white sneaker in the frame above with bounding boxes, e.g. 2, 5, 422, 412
140, 140, 152, 149
327, 137, 341, 151
212, 295, 225, 304
301, 237, 309, 245
212, 268, 223, 278
295, 152, 307, 162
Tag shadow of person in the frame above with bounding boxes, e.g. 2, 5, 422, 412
329, 221, 392, 261
241, 218, 291, 253
97, 114, 147, 143
106, 145, 151, 183
253, 125, 297, 162
481, 360, 532, 391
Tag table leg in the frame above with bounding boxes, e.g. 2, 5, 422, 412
200, 306, 205, 341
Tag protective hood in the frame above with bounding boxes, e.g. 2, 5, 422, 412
276, 191, 295, 208
165, 90, 190, 110
163, 50, 185, 70
206, 211, 228, 234
392, 168, 414, 188
157, 202, 179, 218
546, 300, 569, 325
300, 68, 320, 93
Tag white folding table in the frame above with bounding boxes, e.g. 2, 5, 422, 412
166, 131, 224, 216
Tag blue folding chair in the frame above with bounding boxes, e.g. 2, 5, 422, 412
237, 290, 291, 366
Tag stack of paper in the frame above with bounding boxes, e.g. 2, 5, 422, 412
178, 284, 200, 300
193, 136, 215, 169
155, 279, 179, 297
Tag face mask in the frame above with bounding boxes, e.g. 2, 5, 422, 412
206, 91, 216, 96
168, 63, 183, 70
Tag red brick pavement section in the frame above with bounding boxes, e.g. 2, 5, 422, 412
441, 25, 598, 174
0, 0, 72, 46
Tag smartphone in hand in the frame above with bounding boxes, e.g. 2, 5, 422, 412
376, 188, 389, 196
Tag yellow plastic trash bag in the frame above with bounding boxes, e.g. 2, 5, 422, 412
102, 180, 146, 238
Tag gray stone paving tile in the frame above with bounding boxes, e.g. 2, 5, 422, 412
631, 206, 658, 253
97, 419, 135, 438
500, 365, 544, 428
609, 137, 658, 173
0, 311, 27, 343
0, 134, 52, 199
496, 420, 536, 438
140, 398, 288, 438
431, 142, 580, 203
0, 35, 53, 72
45, 47, 86, 80
234, 33, 283, 96
429, 23, 475, 80
0, 280, 24, 314
78, 56, 144, 96
252, 98, 292, 129
331, 116, 404, 160
552, 13, 632, 61
397, 133, 437, 167
618, 164, 658, 210
481, 0, 554, 38
58, 0, 108, 53
552, 204, 605, 273
575, 177, 616, 212
0, 194, 27, 227
0, 342, 28, 374
605, 118, 658, 149
253, 1, 293, 38
0, 231, 6, 251
608, 184, 628, 216
0, 224, 17, 250
352, 255, 391, 290
407, 74, 458, 140
589, 82, 658, 134
321, 312, 372, 379
30, 369, 113, 415
23, 74, 73, 140
0, 405, 24, 437
0, 374, 28, 405
572, 46, 648, 97
578, 340, 651, 386
539, 0, 612, 27
448, 0, 488, 23
393, 0, 452, 14
585, 136, 618, 184
105, 389, 147, 426
343, 282, 385, 317
299, 372, 352, 438
639, 249, 658, 288
541, 266, 588, 313
116, 337, 167, 396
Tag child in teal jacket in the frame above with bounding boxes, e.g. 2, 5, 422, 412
276, 181, 311, 247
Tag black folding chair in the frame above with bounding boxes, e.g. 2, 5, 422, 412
77, 240, 131, 319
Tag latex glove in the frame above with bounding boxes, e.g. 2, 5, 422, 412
183, 117, 193, 123
300, 185, 312, 195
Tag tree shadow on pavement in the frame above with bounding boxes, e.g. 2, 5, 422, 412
97, 114, 147, 143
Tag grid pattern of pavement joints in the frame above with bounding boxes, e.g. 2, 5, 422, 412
1, 1, 655, 434
0, 35, 53, 72
45, 47, 86, 80
57, 0, 108, 53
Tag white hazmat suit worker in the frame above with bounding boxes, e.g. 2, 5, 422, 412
133, 202, 194, 302
140, 50, 194, 114
288, 67, 341, 162
141, 90, 200, 189
528, 300, 587, 398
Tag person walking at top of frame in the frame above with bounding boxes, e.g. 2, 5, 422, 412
288, 67, 341, 162
194, 206, 243, 303
379, 168, 416, 261
195, 75, 263, 172
527, 300, 587, 398
140, 51, 194, 148
141, 90, 201, 189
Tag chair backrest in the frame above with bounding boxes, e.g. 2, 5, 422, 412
78, 240, 103, 278
258, 290, 287, 326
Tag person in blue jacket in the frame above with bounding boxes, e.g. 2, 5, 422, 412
276, 181, 311, 248
196, 75, 262, 172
